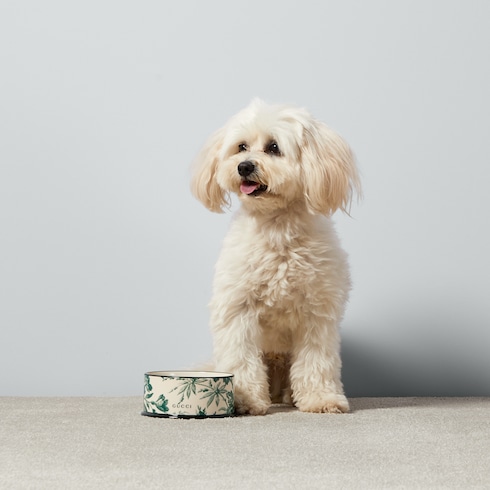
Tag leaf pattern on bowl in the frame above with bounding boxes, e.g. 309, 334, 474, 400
143, 375, 234, 417
143, 375, 170, 414
169, 377, 210, 404
199, 380, 231, 408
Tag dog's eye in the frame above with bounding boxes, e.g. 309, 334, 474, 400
266, 141, 281, 156
238, 143, 248, 152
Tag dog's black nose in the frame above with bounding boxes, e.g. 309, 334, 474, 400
238, 161, 255, 177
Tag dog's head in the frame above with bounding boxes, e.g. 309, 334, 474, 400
191, 99, 360, 215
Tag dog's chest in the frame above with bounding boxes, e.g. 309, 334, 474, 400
246, 235, 324, 351
248, 245, 311, 304
216, 213, 342, 310
239, 222, 330, 310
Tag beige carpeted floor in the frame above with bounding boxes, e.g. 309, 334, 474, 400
1, 397, 489, 489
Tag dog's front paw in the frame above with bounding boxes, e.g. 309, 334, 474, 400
297, 393, 349, 414
234, 389, 271, 416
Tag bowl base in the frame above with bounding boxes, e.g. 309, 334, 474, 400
141, 410, 235, 419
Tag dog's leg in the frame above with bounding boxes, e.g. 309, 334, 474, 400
289, 318, 349, 413
211, 310, 271, 415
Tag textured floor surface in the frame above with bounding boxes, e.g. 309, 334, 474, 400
1, 397, 489, 489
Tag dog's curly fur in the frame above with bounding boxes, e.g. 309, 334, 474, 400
191, 99, 360, 415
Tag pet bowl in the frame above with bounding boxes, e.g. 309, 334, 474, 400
142, 371, 235, 418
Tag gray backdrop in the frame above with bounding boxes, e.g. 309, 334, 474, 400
1, 1, 489, 396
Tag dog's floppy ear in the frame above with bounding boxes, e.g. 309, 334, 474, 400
191, 127, 230, 213
301, 119, 360, 215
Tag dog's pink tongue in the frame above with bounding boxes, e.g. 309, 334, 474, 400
240, 182, 259, 195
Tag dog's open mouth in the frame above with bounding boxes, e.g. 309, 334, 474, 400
240, 180, 268, 196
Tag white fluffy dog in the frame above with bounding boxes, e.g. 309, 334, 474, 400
191, 99, 360, 415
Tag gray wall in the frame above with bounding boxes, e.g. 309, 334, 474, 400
1, 1, 489, 396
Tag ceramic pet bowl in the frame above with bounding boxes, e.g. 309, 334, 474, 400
142, 371, 235, 418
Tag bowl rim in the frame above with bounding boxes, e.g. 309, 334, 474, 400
145, 370, 234, 378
